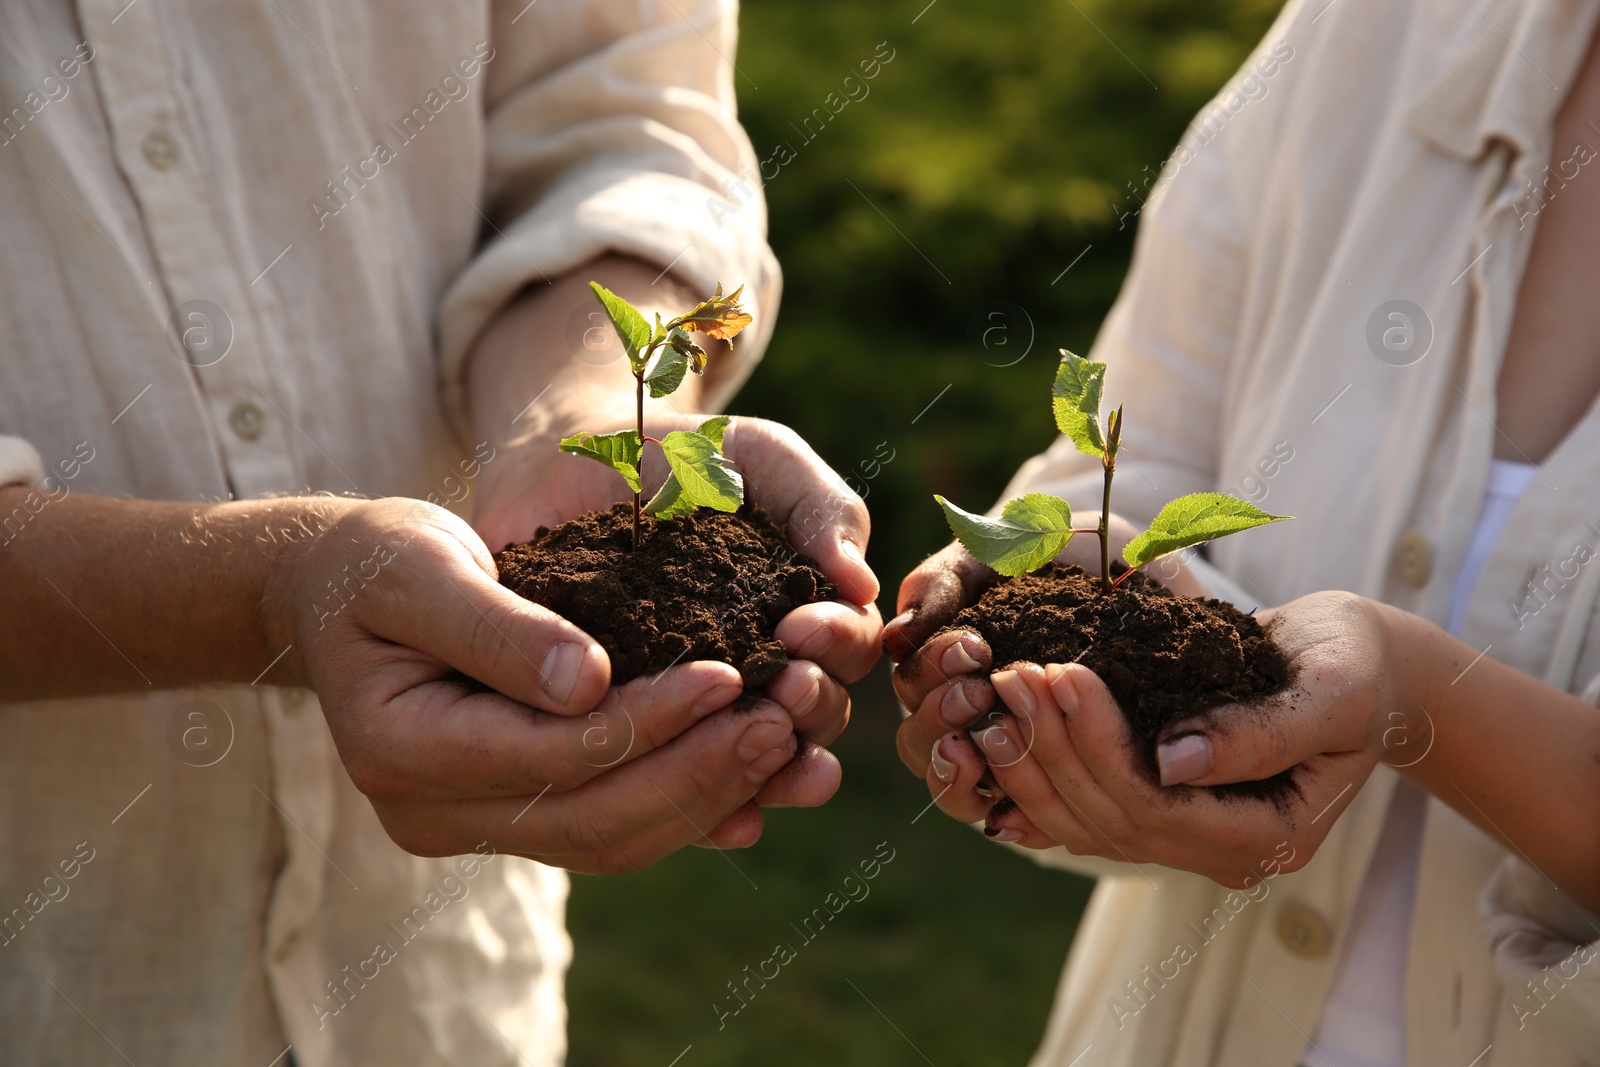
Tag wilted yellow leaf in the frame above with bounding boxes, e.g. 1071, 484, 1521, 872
673, 284, 753, 340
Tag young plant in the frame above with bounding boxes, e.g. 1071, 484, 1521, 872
560, 282, 753, 546
936, 349, 1289, 593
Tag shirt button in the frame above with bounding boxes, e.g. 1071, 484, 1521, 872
1276, 903, 1332, 958
1396, 529, 1433, 588
229, 401, 266, 441
141, 129, 179, 171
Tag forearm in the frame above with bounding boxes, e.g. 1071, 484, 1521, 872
1379, 602, 1600, 910
0, 489, 351, 700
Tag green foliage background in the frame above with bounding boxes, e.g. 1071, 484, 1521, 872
567, 1, 1283, 1064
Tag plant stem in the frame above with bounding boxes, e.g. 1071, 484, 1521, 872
1098, 404, 1124, 595
1099, 457, 1114, 594
633, 367, 644, 549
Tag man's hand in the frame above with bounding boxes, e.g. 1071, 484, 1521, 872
263, 497, 822, 872
457, 257, 880, 847
474, 413, 882, 810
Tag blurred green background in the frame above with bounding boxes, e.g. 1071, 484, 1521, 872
567, 1, 1283, 1063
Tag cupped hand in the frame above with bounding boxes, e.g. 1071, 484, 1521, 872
472, 412, 882, 808
262, 497, 827, 873
974, 591, 1395, 887
888, 513, 1210, 789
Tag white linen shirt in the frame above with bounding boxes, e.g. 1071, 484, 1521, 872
1006, 0, 1600, 1064
0, 2, 778, 1064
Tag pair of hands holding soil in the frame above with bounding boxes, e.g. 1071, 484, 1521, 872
888, 523, 1397, 888
267, 416, 883, 874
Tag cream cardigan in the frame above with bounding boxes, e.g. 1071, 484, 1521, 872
1005, 0, 1600, 1063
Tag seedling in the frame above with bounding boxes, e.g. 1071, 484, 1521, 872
561, 282, 753, 547
936, 349, 1290, 593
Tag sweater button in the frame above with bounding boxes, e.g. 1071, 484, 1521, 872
1276, 903, 1332, 958
1396, 529, 1433, 588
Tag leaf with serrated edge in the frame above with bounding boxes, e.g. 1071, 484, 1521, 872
697, 415, 730, 450
1052, 349, 1107, 457
936, 493, 1075, 577
645, 429, 743, 518
669, 283, 753, 341
1123, 493, 1290, 569
645, 347, 689, 398
559, 430, 642, 493
589, 282, 653, 372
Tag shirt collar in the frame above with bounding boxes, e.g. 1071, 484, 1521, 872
1405, 0, 1600, 161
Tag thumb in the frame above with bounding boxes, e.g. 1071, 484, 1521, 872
367, 515, 612, 715
1154, 693, 1352, 787
883, 541, 996, 662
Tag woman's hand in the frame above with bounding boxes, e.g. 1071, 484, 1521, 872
974, 591, 1394, 886
887, 516, 1210, 793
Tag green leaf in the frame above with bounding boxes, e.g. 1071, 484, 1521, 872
697, 415, 730, 450
589, 281, 653, 372
935, 492, 1075, 577
645, 347, 689, 398
645, 428, 744, 519
1052, 349, 1107, 457
558, 430, 642, 493
1123, 493, 1291, 569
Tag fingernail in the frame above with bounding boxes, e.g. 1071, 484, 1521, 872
882, 610, 918, 662
788, 673, 822, 720
929, 739, 958, 783
1158, 733, 1214, 786
973, 724, 1013, 761
796, 624, 835, 661
692, 685, 742, 717
942, 640, 982, 677
540, 642, 587, 705
991, 670, 1035, 716
1045, 664, 1079, 720
738, 720, 792, 762
939, 682, 982, 727
985, 827, 1024, 843
840, 539, 866, 567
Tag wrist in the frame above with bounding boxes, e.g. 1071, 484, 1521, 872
1368, 597, 1450, 769
254, 496, 363, 687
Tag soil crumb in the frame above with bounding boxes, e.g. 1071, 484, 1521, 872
495, 502, 837, 688
947, 562, 1294, 803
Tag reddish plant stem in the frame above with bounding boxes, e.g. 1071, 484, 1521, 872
633, 367, 645, 548
1111, 566, 1139, 591
1099, 458, 1114, 594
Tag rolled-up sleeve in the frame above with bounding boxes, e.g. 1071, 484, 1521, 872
1481, 856, 1600, 1051
438, 0, 781, 433
0, 435, 43, 489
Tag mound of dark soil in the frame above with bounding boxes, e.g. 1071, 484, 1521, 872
948, 562, 1293, 802
495, 503, 836, 687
